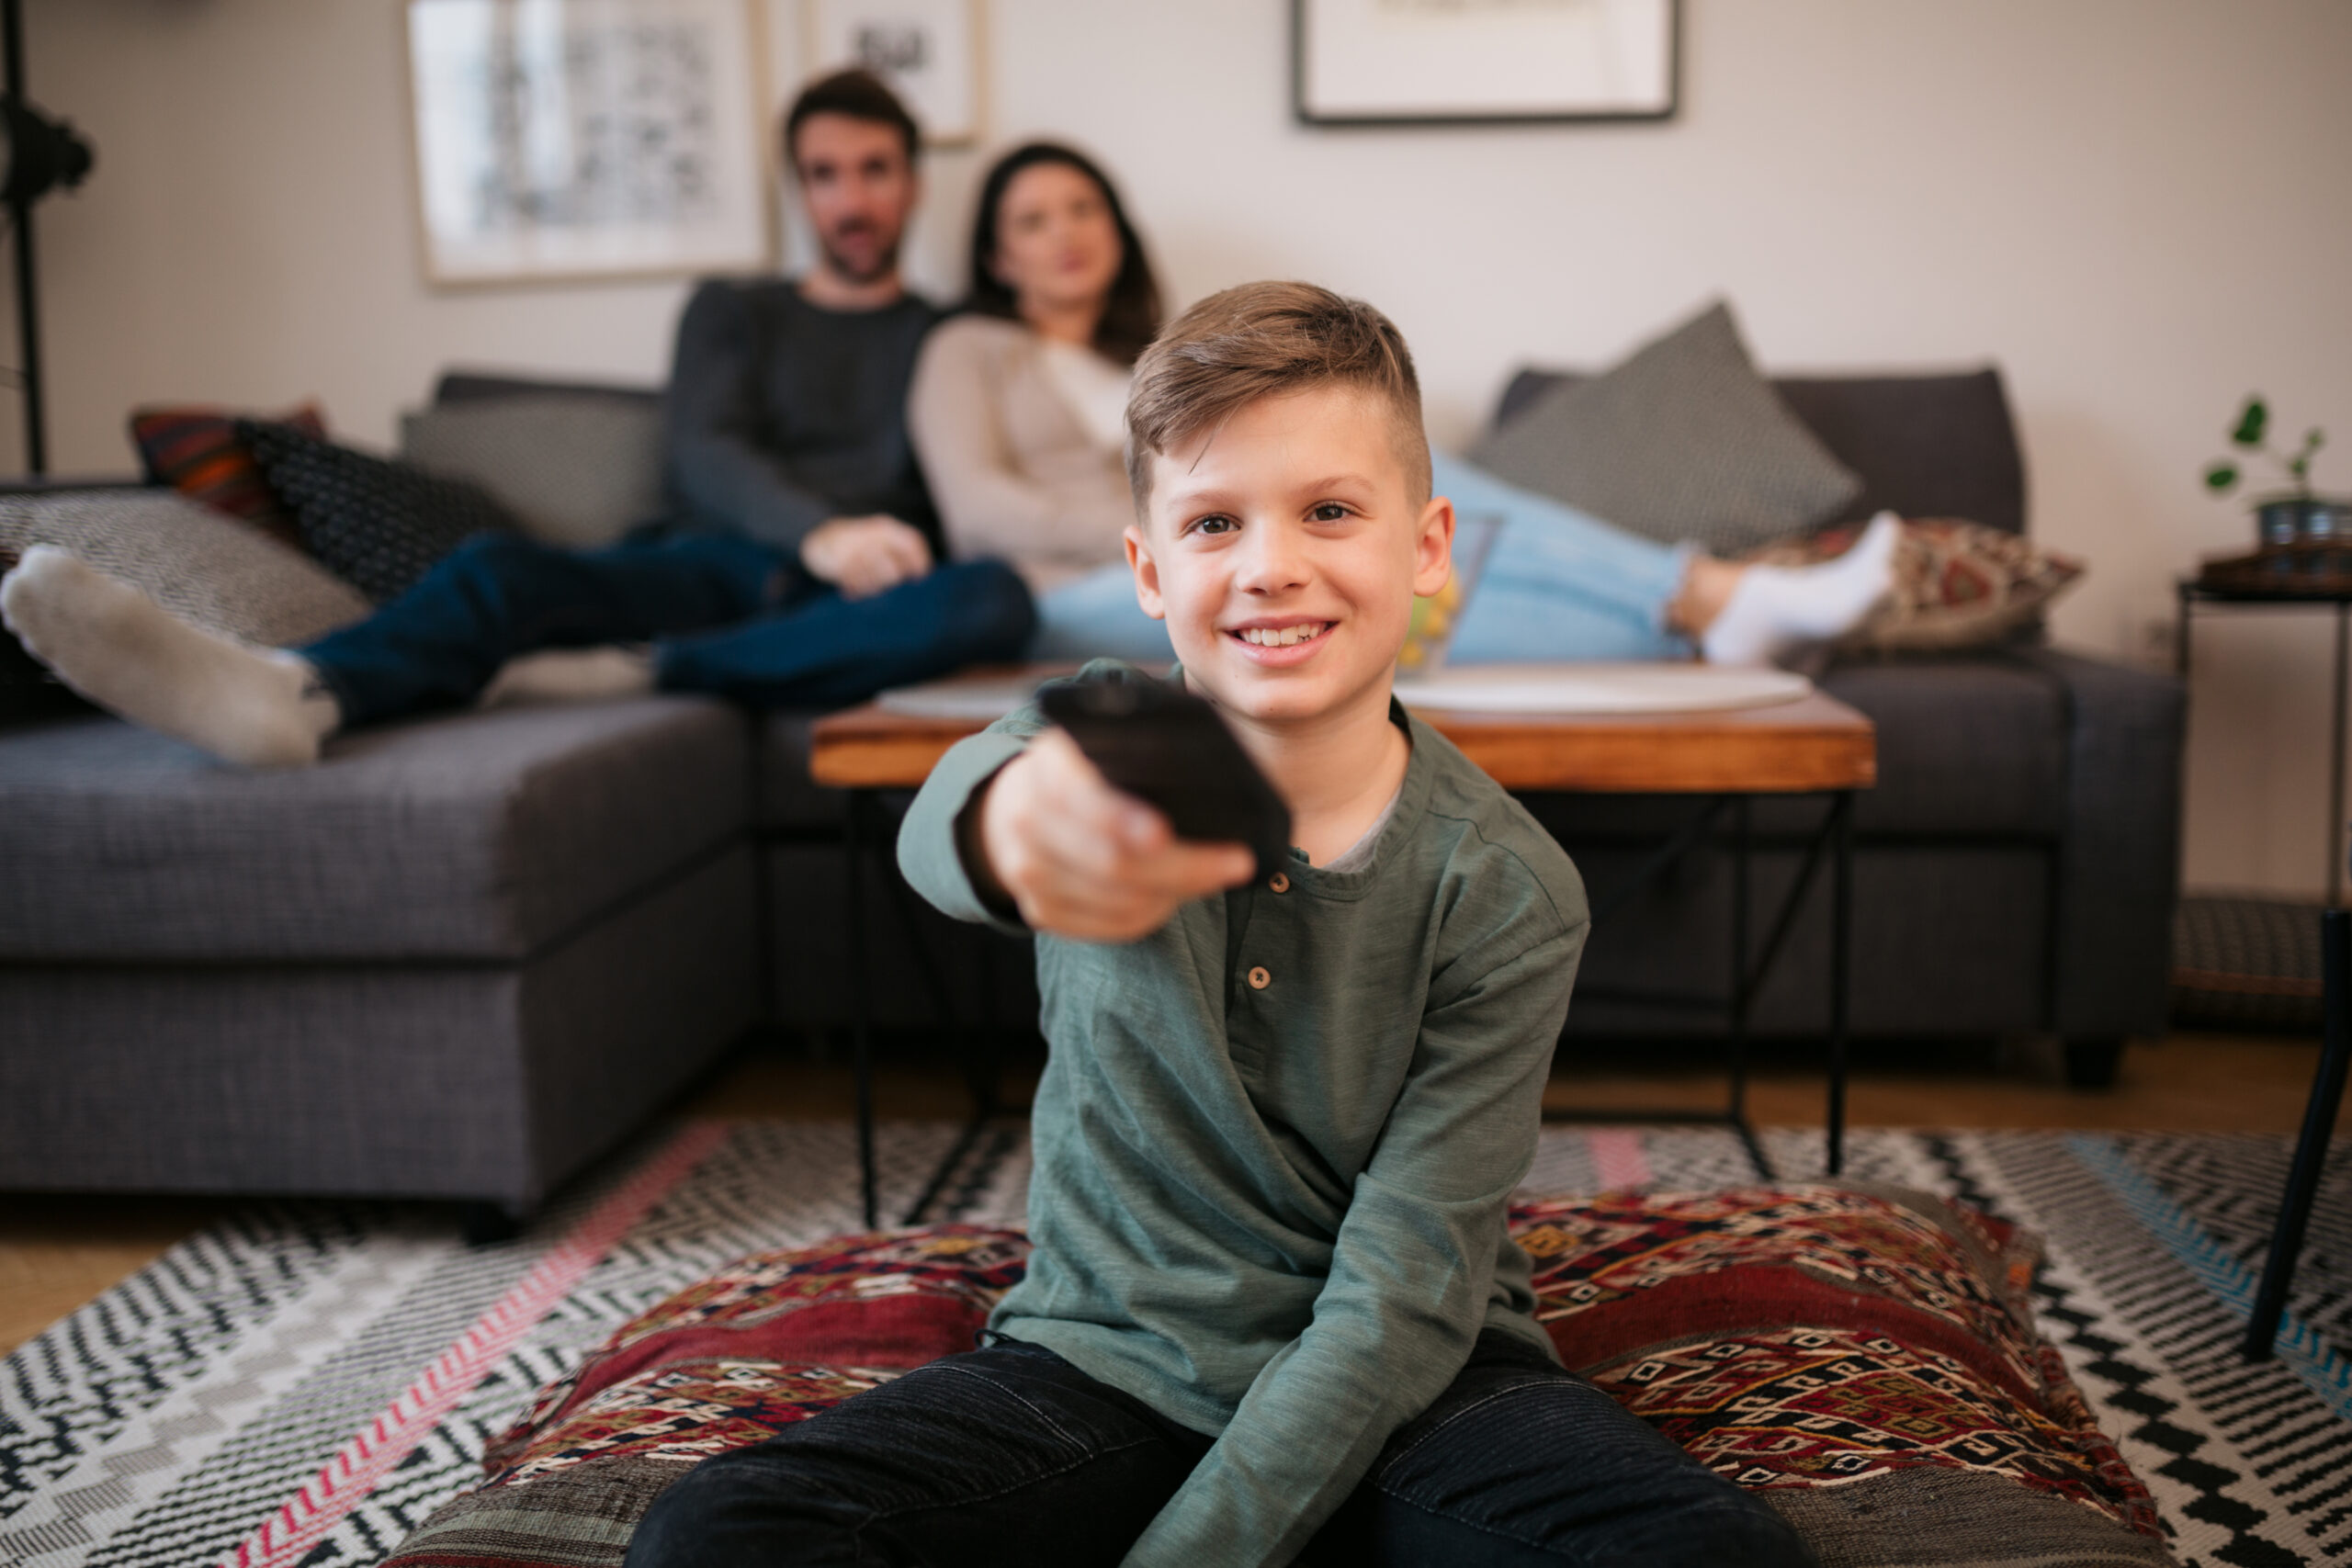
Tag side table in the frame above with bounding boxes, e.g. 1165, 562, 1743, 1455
2177, 574, 2352, 907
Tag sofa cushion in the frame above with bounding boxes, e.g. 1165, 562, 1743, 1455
758, 712, 849, 829
401, 396, 667, 550
0, 489, 372, 649
1495, 367, 2028, 536
1469, 302, 1862, 554
0, 696, 750, 962
1818, 656, 2069, 837
1742, 517, 2084, 652
128, 402, 329, 551
241, 419, 518, 602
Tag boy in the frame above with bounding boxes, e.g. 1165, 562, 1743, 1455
627, 284, 1814, 1566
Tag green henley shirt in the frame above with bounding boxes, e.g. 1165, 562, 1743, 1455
897, 662, 1589, 1568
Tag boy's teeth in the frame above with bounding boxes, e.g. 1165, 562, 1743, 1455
1241, 624, 1324, 647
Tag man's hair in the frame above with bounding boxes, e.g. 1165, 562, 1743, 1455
782, 68, 921, 170
1125, 281, 1429, 512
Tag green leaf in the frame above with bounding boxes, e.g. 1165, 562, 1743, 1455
2232, 396, 2268, 446
2204, 461, 2239, 491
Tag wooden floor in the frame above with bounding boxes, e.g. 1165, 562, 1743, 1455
5, 1029, 2345, 1357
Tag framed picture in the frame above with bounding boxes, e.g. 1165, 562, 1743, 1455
1295, 0, 1679, 126
405, 0, 774, 287
806, 0, 983, 147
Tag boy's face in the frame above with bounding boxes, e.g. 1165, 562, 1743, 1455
1126, 386, 1453, 731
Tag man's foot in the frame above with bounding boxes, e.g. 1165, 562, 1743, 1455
1701, 513, 1902, 667
478, 646, 656, 708
0, 545, 340, 766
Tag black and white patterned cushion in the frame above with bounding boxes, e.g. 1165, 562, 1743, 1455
239, 419, 517, 603
1469, 300, 1863, 555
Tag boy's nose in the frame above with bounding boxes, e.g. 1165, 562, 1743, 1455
1234, 528, 1311, 594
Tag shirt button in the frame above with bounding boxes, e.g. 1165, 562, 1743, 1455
1248, 965, 1271, 990
1268, 873, 1291, 894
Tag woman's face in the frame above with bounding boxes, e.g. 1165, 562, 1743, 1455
990, 161, 1125, 328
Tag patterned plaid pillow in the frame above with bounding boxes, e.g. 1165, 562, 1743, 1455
128, 403, 328, 551
1741, 516, 2084, 651
384, 1190, 2166, 1567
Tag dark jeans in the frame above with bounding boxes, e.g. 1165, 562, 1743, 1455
625, 1331, 1815, 1567
299, 531, 1035, 726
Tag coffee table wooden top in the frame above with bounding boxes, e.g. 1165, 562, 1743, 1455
809, 666, 1875, 795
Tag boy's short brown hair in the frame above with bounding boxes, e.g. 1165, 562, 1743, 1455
1124, 281, 1430, 512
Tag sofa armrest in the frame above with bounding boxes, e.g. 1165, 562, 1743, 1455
2004, 646, 2185, 1039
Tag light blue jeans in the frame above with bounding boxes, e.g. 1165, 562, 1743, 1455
1022, 455, 1692, 665
1029, 564, 1175, 663
1436, 453, 1693, 663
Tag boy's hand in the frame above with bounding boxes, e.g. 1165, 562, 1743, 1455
976, 728, 1257, 942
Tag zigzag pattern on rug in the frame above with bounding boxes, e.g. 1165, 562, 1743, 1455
1, 1123, 2345, 1568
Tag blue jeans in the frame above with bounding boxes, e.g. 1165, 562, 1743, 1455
1029, 565, 1175, 663
1435, 454, 1695, 664
299, 532, 1036, 725
625, 1331, 1814, 1567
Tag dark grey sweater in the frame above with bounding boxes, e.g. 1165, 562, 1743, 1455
662, 279, 942, 554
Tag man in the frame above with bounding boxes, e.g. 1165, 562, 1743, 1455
0, 70, 1033, 767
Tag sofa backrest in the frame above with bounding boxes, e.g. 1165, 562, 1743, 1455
1493, 367, 2028, 536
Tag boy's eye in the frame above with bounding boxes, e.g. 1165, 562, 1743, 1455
1310, 502, 1351, 523
1190, 514, 1237, 536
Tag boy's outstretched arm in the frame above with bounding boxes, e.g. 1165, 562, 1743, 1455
900, 705, 1254, 940
1122, 908, 1587, 1568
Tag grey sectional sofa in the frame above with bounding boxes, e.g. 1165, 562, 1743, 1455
0, 358, 2183, 1221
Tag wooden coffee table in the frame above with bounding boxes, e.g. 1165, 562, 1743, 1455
811, 666, 1876, 1225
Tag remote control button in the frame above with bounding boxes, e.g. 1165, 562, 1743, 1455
1268, 873, 1291, 894
1248, 965, 1271, 990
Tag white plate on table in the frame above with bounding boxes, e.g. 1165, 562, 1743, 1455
877, 662, 1810, 722
1392, 663, 1811, 714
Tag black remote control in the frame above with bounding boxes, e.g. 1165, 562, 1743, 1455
1038, 678, 1294, 883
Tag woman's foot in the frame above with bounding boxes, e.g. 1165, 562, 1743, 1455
0, 546, 340, 766
1698, 513, 1902, 667
478, 646, 656, 707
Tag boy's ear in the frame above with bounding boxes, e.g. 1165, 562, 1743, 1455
1124, 524, 1169, 621
1412, 494, 1455, 600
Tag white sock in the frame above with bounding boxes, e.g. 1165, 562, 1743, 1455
0, 545, 340, 766
1701, 512, 1903, 668
478, 646, 656, 708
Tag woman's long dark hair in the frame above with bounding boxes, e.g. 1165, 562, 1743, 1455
964, 141, 1162, 367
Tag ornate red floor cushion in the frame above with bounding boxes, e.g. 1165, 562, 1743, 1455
386, 1186, 2174, 1567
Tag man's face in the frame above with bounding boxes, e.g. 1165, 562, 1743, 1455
791, 112, 917, 286
1126, 387, 1453, 732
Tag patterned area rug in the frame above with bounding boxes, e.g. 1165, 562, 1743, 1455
3, 1122, 2347, 1568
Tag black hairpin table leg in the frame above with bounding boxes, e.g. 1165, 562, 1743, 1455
845, 790, 878, 1230
2244, 907, 2349, 1360
1826, 791, 1855, 1177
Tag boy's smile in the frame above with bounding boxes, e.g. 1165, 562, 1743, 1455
1126, 386, 1453, 734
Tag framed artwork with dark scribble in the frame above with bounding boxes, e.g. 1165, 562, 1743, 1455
405, 0, 774, 286
807, 0, 982, 147
1295, 0, 1679, 126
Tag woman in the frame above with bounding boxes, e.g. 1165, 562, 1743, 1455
911, 141, 1896, 668
910, 141, 1174, 661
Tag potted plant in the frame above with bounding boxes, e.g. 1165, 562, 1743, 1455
2204, 395, 2344, 548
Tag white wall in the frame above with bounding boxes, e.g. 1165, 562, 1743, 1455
21, 0, 2352, 896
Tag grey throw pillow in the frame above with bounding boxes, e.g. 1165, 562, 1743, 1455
0, 489, 372, 648
401, 396, 666, 549
1468, 301, 1862, 554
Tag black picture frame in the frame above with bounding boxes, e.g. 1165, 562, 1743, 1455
1293, 0, 1680, 128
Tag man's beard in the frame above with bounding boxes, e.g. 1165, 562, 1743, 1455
819, 219, 900, 285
